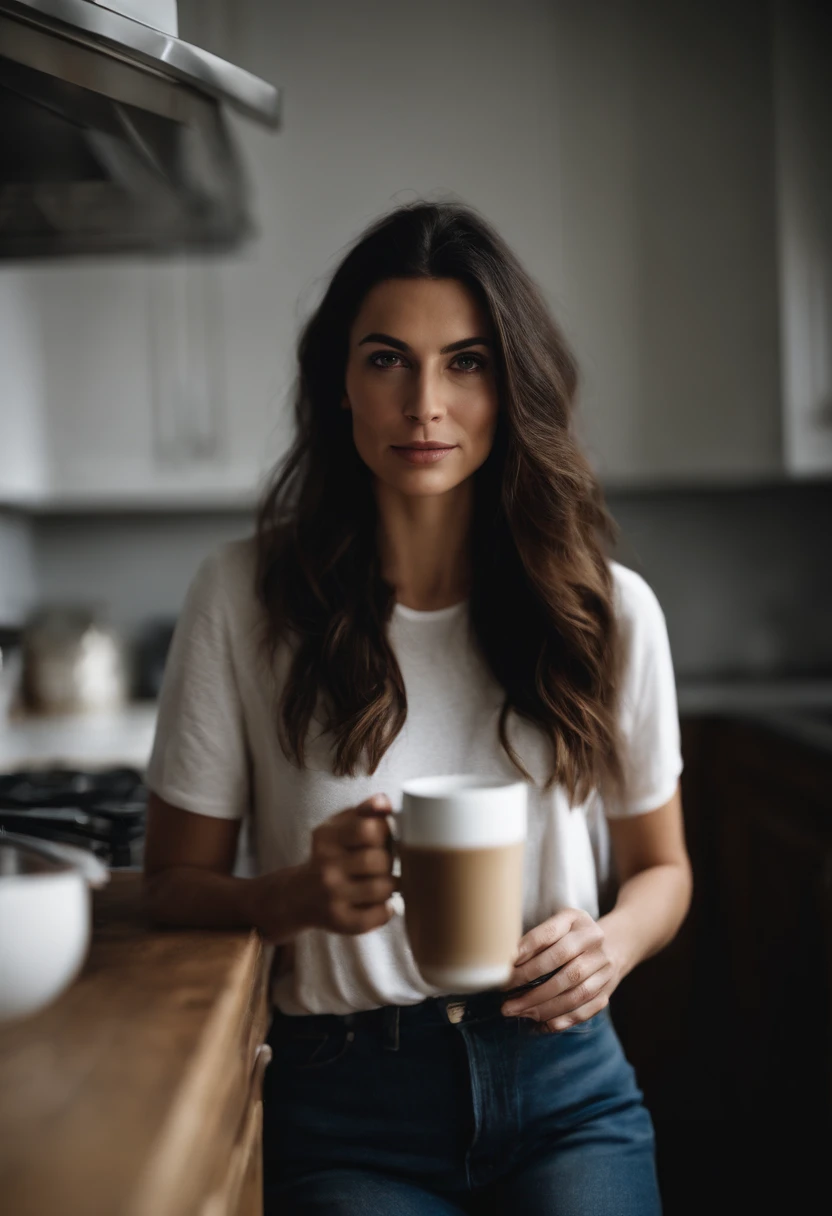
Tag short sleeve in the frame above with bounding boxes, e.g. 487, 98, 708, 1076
145, 550, 250, 820
606, 564, 683, 818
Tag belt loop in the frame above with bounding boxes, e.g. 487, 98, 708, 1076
383, 1005, 401, 1052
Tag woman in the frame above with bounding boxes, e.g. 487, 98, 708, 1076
143, 200, 692, 1215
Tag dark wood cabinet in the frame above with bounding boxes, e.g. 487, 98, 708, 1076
611, 715, 832, 1214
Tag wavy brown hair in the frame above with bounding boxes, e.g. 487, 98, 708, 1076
256, 200, 624, 804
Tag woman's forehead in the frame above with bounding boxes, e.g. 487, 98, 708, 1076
351, 277, 492, 341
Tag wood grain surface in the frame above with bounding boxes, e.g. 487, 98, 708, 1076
0, 872, 272, 1216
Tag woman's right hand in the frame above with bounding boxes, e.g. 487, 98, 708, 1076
253, 794, 397, 940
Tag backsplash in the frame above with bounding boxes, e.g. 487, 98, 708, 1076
32, 512, 251, 634
610, 481, 832, 678
2, 481, 831, 681
0, 511, 37, 625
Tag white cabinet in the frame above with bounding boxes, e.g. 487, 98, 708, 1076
31, 261, 160, 502
772, 0, 832, 476
0, 271, 49, 503
552, 0, 783, 486
1, 258, 277, 508
144, 256, 288, 503
147, 261, 225, 469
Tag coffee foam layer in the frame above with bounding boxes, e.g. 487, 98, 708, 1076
399, 775, 527, 848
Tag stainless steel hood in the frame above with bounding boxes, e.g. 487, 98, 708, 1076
0, 0, 281, 257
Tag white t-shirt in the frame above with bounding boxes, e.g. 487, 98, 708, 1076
145, 537, 682, 1016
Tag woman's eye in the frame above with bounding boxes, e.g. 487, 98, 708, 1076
452, 354, 486, 373
369, 351, 406, 369
368, 351, 486, 373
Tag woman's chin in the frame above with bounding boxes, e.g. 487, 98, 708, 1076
379, 470, 470, 499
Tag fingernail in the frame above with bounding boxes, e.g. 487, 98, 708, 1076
371, 794, 389, 808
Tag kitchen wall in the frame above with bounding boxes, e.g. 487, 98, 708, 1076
610, 481, 832, 678
0, 511, 37, 625
30, 512, 250, 636
2, 0, 830, 686
24, 478, 832, 682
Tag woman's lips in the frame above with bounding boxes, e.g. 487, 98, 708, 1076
390, 445, 457, 465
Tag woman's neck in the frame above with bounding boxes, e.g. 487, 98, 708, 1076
375, 480, 472, 611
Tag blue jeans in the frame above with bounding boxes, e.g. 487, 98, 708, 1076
263, 990, 661, 1215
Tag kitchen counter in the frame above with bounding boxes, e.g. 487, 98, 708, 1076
676, 677, 832, 756
0, 873, 274, 1216
0, 702, 158, 772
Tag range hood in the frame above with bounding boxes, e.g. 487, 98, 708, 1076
0, 0, 281, 258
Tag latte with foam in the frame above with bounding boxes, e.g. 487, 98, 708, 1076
397, 776, 527, 992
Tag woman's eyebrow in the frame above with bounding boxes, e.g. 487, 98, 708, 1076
358, 332, 493, 354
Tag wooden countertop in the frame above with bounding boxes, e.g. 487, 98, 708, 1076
0, 872, 273, 1216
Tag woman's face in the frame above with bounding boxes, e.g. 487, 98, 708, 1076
342, 277, 499, 499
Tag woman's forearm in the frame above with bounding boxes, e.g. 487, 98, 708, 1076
599, 860, 693, 981
143, 863, 307, 946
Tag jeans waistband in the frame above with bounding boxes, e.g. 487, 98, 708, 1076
271, 969, 561, 1052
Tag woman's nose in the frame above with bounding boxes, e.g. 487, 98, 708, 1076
403, 373, 447, 424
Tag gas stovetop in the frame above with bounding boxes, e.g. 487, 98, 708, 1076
0, 766, 147, 867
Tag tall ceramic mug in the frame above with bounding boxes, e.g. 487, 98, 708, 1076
395, 775, 528, 993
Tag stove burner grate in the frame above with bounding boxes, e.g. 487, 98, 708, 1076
0, 766, 148, 867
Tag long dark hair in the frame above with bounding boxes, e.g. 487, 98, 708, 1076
256, 200, 624, 804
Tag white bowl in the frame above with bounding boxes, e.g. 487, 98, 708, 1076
0, 842, 91, 1024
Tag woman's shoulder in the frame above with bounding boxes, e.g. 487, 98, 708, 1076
607, 560, 668, 644
184, 535, 260, 622
607, 560, 677, 706
198, 535, 258, 580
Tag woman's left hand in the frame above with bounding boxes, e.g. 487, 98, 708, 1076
500, 908, 623, 1032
